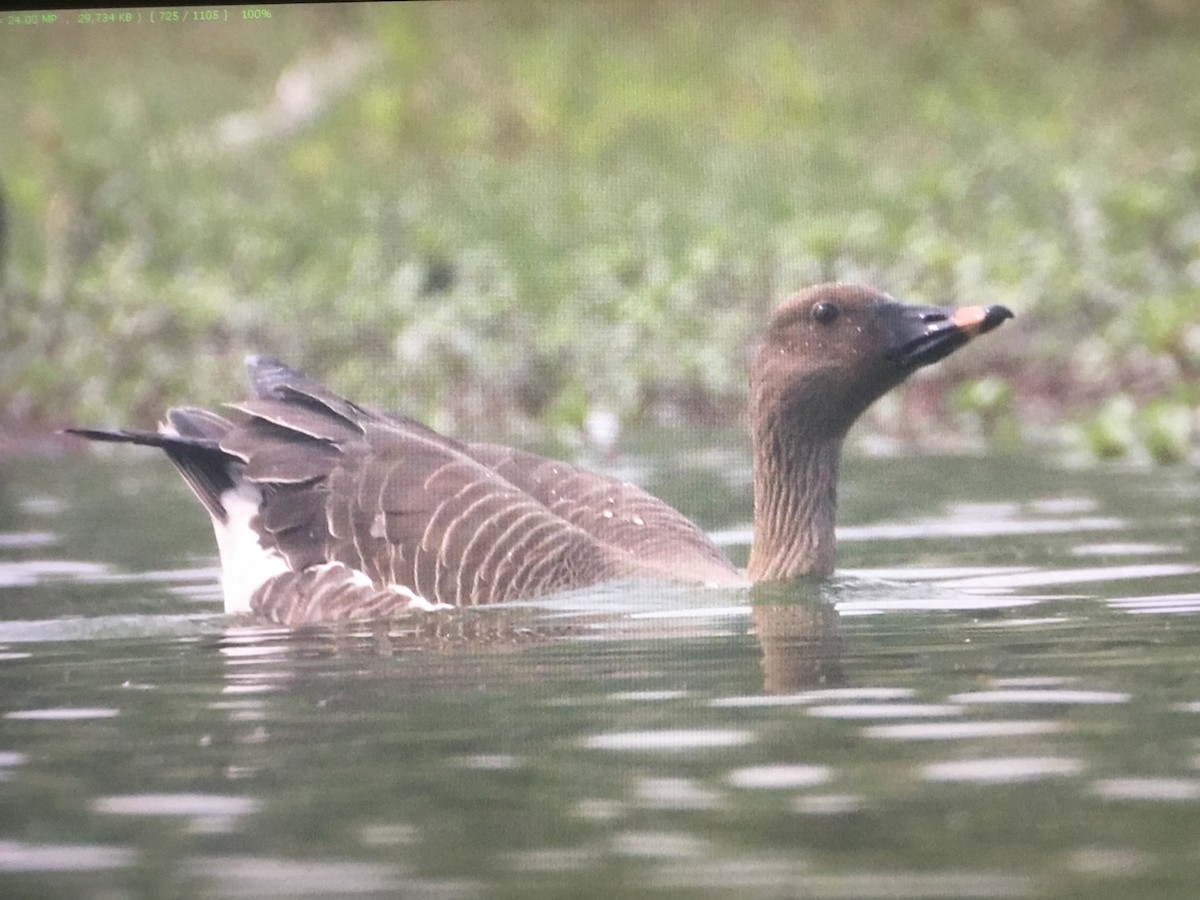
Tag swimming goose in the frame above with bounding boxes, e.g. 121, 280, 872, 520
69, 283, 1012, 625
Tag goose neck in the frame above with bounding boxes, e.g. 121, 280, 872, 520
747, 425, 843, 582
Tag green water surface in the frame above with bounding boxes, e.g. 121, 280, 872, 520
0, 445, 1198, 898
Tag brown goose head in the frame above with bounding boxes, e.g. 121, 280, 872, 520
751, 283, 1013, 441
747, 283, 1013, 582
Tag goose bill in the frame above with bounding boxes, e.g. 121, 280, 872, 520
887, 303, 1014, 371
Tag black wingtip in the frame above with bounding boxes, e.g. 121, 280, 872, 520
62, 426, 143, 444
63, 426, 224, 452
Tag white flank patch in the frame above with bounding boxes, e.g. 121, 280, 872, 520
313, 562, 375, 589
212, 482, 289, 615
384, 582, 450, 612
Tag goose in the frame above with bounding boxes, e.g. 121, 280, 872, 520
69, 283, 1012, 625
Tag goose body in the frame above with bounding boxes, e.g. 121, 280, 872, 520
70, 283, 1011, 625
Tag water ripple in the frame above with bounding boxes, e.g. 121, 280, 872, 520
635, 777, 724, 810
0, 531, 57, 549
1091, 778, 1200, 801
184, 855, 418, 897
6, 707, 120, 721
808, 703, 964, 719
612, 830, 709, 858
0, 559, 110, 587
0, 840, 134, 872
711, 688, 913, 707
727, 764, 832, 789
839, 516, 1123, 541
92, 793, 262, 817
1108, 592, 1200, 614
941, 564, 1200, 590
792, 794, 864, 815
865, 721, 1063, 741
583, 728, 754, 751
947, 690, 1129, 705
922, 756, 1084, 783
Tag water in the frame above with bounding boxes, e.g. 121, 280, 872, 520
1, 442, 1198, 898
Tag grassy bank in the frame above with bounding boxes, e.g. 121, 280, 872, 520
2, 1, 1198, 460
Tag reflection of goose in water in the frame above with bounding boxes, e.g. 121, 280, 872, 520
70, 284, 1011, 625
752, 597, 844, 694
214, 608, 587, 668
207, 594, 843, 700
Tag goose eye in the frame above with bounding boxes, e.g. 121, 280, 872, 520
812, 302, 840, 325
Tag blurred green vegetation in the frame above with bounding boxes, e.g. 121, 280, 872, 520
1, 1, 1198, 460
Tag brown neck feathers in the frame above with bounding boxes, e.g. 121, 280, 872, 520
746, 417, 843, 582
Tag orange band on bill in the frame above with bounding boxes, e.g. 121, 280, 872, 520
951, 305, 990, 335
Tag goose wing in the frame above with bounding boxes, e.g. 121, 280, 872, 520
227, 358, 657, 619
74, 357, 742, 625
465, 444, 743, 586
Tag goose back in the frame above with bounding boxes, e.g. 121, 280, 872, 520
74, 356, 743, 624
